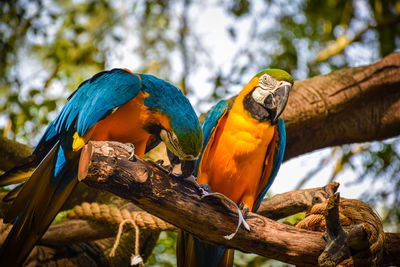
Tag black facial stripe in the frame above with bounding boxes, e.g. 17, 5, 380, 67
243, 91, 274, 123
143, 123, 163, 135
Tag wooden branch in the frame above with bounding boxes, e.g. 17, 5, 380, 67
319, 193, 351, 266
384, 233, 400, 266
281, 52, 400, 161
0, 184, 338, 249
257, 182, 339, 220
40, 220, 113, 246
0, 136, 32, 172
78, 141, 400, 266
32, 184, 339, 247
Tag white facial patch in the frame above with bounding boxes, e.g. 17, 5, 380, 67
252, 87, 272, 105
251, 74, 277, 105
259, 74, 277, 90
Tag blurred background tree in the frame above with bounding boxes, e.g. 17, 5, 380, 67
1, 0, 399, 265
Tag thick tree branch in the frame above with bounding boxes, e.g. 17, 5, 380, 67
282, 52, 400, 160
0, 136, 32, 172
23, 184, 337, 247
79, 141, 400, 266
257, 182, 339, 220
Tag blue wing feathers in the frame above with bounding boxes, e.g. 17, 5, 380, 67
201, 100, 228, 148
194, 100, 228, 175
190, 100, 228, 267
73, 69, 141, 136
35, 69, 141, 152
194, 237, 225, 267
2, 69, 205, 266
254, 118, 286, 211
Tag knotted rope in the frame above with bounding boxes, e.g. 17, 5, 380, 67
68, 202, 176, 232
68, 202, 176, 266
296, 197, 385, 266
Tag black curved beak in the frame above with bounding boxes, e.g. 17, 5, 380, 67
264, 84, 291, 121
166, 149, 196, 178
179, 160, 196, 178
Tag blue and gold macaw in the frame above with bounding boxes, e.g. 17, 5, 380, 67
0, 68, 203, 266
177, 69, 293, 267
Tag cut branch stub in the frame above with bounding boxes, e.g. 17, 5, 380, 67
319, 193, 351, 266
297, 195, 386, 266
80, 141, 152, 184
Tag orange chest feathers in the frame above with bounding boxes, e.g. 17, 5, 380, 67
197, 107, 277, 208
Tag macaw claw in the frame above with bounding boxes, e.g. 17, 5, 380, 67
201, 192, 251, 239
156, 160, 174, 173
182, 175, 214, 197
242, 206, 249, 219
125, 143, 136, 161
110, 142, 136, 160
181, 176, 251, 238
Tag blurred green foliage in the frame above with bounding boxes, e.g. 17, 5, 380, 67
147, 232, 178, 266
1, 0, 400, 265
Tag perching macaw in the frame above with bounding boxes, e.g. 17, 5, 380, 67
0, 68, 203, 266
176, 69, 293, 267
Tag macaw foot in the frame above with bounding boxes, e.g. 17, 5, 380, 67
180, 176, 251, 239
155, 160, 174, 173
125, 143, 136, 161
238, 203, 249, 219
183, 175, 215, 197
242, 206, 249, 219
201, 192, 251, 240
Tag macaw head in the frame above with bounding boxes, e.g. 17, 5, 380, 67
159, 126, 202, 161
243, 69, 293, 123
140, 74, 203, 176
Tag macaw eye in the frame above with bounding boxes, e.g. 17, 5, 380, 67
260, 74, 276, 89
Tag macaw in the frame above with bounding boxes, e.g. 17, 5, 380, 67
0, 68, 203, 266
176, 69, 293, 267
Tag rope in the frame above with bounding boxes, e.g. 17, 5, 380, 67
296, 197, 385, 266
67, 202, 176, 232
68, 202, 176, 266
109, 216, 143, 267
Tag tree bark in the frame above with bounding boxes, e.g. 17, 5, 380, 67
0, 136, 32, 172
78, 141, 400, 266
282, 52, 400, 160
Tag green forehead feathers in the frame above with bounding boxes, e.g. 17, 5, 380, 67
256, 69, 294, 85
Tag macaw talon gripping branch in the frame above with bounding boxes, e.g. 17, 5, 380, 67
201, 191, 251, 239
